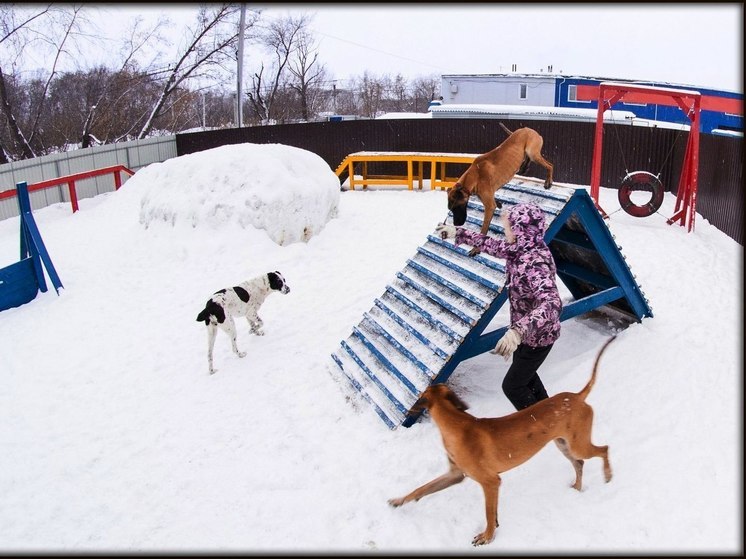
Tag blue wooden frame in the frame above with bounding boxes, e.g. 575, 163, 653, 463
0, 182, 63, 312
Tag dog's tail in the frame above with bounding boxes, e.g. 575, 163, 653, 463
578, 336, 616, 400
196, 300, 225, 325
499, 122, 514, 136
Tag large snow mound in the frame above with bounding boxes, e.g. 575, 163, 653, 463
135, 143, 340, 245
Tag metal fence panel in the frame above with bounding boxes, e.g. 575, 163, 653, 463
0, 136, 176, 220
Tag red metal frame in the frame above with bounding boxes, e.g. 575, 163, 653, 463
0, 164, 135, 213
589, 82, 701, 232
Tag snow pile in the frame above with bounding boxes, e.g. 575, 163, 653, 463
135, 143, 340, 245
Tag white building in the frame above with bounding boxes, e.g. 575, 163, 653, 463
442, 73, 557, 107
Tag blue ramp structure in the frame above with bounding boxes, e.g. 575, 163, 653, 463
330, 177, 652, 429
0, 182, 63, 312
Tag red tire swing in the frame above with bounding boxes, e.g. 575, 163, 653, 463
618, 170, 664, 218
609, 112, 684, 219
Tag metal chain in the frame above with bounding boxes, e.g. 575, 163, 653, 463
609, 107, 630, 175
655, 121, 688, 178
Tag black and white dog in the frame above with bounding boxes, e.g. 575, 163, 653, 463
196, 271, 290, 374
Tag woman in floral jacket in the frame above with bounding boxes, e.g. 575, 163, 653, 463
437, 203, 562, 410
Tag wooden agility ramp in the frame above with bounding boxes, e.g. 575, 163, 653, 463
330, 178, 652, 429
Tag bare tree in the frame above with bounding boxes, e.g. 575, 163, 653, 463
412, 74, 441, 112
286, 21, 327, 121
79, 15, 168, 147
137, 4, 256, 139
389, 74, 409, 112
247, 13, 308, 124
0, 65, 33, 160
356, 71, 388, 118
0, 5, 86, 160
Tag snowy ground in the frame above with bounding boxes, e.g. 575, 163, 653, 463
0, 143, 742, 554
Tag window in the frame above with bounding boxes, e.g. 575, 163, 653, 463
568, 85, 577, 102
520, 83, 527, 100
568, 84, 591, 103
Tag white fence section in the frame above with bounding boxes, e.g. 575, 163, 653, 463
0, 136, 177, 220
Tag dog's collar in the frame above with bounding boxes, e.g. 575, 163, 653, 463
454, 181, 474, 196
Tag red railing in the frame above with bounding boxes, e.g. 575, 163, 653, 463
0, 164, 135, 213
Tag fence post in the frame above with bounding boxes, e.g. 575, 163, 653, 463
67, 180, 79, 213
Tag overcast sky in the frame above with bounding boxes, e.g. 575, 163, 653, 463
88, 3, 742, 92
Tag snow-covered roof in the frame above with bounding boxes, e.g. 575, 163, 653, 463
375, 112, 432, 120
428, 103, 694, 130
430, 103, 637, 122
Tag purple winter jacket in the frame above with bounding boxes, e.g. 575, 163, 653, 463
455, 203, 562, 348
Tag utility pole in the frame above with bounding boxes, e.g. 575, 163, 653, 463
236, 3, 246, 127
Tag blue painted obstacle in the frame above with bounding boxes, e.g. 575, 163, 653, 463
0, 182, 63, 312
330, 178, 652, 429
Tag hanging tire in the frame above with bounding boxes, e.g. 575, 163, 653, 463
618, 171, 665, 218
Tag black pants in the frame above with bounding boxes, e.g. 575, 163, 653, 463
502, 343, 553, 411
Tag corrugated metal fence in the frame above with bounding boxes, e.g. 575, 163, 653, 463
0, 136, 177, 220
1, 120, 741, 245
176, 119, 743, 245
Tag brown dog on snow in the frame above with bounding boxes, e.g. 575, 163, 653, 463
388, 336, 615, 546
447, 124, 554, 235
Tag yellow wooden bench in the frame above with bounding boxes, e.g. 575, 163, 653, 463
335, 151, 480, 191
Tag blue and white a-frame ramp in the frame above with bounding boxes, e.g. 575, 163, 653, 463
330, 178, 652, 429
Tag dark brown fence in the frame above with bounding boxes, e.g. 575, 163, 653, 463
176, 119, 743, 245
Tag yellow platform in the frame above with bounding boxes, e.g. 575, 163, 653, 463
335, 151, 480, 191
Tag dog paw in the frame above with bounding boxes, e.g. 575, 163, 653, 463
387, 497, 405, 507
467, 247, 481, 258
209, 369, 217, 375
472, 531, 495, 546
238, 351, 247, 358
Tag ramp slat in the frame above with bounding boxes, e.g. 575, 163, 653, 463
362, 313, 435, 381
339, 339, 409, 416
358, 315, 437, 386
415, 247, 502, 292
395, 273, 477, 326
352, 327, 420, 396
426, 235, 506, 274
407, 259, 490, 308
504, 181, 571, 203
339, 340, 407, 412
405, 260, 488, 309
384, 286, 464, 342
372, 299, 450, 361
330, 353, 397, 429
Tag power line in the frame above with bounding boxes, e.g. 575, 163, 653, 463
313, 29, 452, 75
